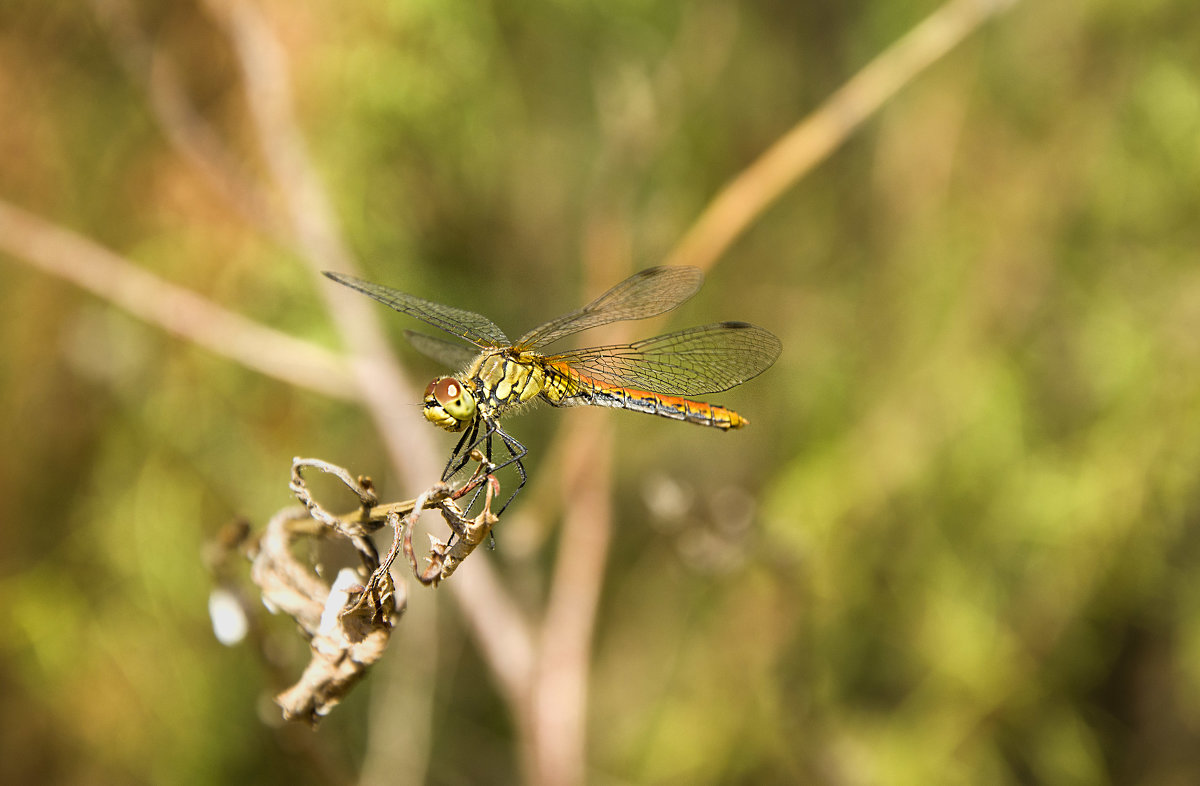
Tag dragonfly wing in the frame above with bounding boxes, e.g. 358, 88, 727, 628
546, 321, 781, 396
324, 271, 508, 348
514, 266, 703, 350
404, 330, 480, 370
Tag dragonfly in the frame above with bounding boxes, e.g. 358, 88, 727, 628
324, 266, 781, 514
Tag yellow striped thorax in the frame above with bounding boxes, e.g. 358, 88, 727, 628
472, 353, 547, 408
423, 351, 552, 432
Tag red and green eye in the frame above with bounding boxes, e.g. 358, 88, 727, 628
432, 377, 462, 405
425, 376, 476, 422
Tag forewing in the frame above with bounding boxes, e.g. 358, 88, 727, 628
323, 271, 508, 348
515, 266, 703, 350
404, 330, 480, 370
545, 321, 782, 396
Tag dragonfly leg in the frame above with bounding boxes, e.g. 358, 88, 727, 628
462, 421, 501, 514
433, 421, 482, 545
438, 417, 500, 519
460, 429, 494, 516
442, 418, 482, 482
438, 416, 525, 516
490, 427, 528, 516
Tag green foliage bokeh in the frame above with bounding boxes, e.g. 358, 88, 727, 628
2, 0, 1200, 784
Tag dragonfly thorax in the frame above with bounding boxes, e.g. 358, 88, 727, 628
423, 376, 477, 432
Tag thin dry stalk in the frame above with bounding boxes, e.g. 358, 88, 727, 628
252, 506, 402, 726
200, 0, 435, 474
0, 198, 355, 400
532, 415, 615, 786
663, 0, 1018, 274
250, 457, 504, 725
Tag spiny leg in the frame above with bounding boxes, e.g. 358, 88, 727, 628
467, 423, 523, 547
438, 416, 526, 518
442, 417, 501, 516
491, 427, 528, 515
462, 420, 502, 514
452, 421, 526, 518
435, 420, 483, 545
442, 418, 482, 482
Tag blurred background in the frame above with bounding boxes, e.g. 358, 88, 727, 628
3, 0, 1200, 784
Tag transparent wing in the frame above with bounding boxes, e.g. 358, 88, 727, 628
515, 266, 703, 350
544, 321, 782, 396
323, 271, 508, 348
404, 330, 480, 370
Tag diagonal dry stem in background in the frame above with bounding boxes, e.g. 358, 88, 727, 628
663, 0, 1017, 273
0, 199, 355, 400
199, 0, 435, 474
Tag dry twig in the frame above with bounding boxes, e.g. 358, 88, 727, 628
0, 199, 355, 400
663, 0, 1018, 274
242, 456, 501, 725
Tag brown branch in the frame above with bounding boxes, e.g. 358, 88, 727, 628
0, 198, 356, 400
532, 415, 615, 786
515, 0, 1019, 532
251, 456, 503, 725
662, 0, 1018, 273
250, 505, 404, 726
79, 0, 539, 773
396, 468, 501, 586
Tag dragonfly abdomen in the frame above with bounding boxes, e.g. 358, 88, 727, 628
602, 388, 747, 430
544, 366, 747, 430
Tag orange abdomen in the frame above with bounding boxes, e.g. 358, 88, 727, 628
542, 364, 748, 430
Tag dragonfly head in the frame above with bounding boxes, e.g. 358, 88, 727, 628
423, 376, 476, 432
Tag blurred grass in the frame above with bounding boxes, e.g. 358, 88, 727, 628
4, 0, 1200, 784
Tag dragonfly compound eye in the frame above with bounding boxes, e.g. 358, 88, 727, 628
426, 376, 476, 425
